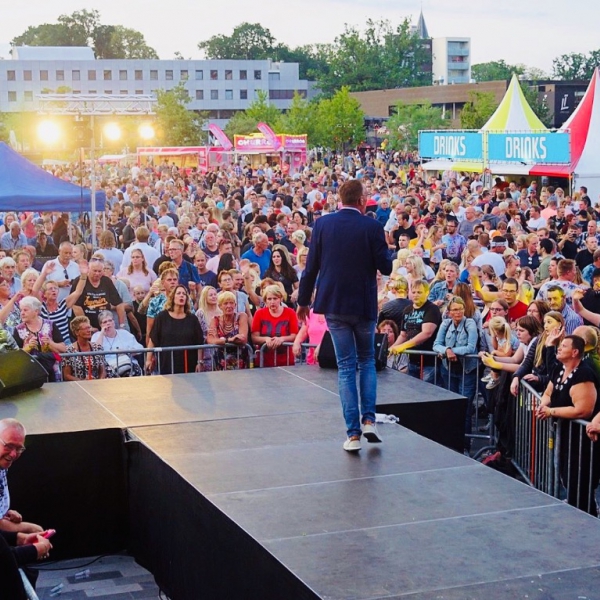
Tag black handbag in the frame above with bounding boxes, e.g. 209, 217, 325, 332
317, 331, 388, 372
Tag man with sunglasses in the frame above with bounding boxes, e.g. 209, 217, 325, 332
44, 241, 80, 303
0, 419, 42, 535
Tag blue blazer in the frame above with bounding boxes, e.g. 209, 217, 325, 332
298, 209, 392, 320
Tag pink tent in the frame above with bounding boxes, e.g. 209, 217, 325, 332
531, 68, 600, 198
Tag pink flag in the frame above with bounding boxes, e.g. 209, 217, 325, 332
208, 124, 233, 151
256, 122, 282, 150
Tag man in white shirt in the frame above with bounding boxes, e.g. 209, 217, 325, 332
527, 205, 547, 231
121, 226, 161, 271
44, 241, 80, 303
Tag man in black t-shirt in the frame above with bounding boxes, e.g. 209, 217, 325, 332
390, 279, 442, 384
71, 259, 125, 331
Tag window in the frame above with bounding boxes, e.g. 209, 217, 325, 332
104, 90, 113, 94
56, 70, 65, 81
89, 89, 97, 94
7, 71, 15, 81
24, 91, 33, 101
269, 89, 298, 100
210, 70, 218, 80
195, 90, 204, 100
150, 70, 158, 80
24, 70, 32, 81
180, 70, 188, 80
269, 72, 280, 81
195, 69, 203, 80
135, 90, 143, 95
239, 70, 247, 80
225, 70, 232, 80
88, 70, 96, 81
120, 90, 128, 94
135, 70, 143, 80
254, 70, 262, 80
8, 91, 17, 102
104, 70, 112, 81
211, 90, 218, 100
72, 70, 80, 81
119, 70, 128, 80
73, 90, 81, 94
240, 89, 248, 100
40, 70, 49, 81
166, 70, 173, 80
225, 89, 233, 100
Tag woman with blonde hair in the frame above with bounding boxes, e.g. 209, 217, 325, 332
206, 290, 249, 370
404, 254, 427, 289
196, 285, 221, 338
426, 224, 445, 269
392, 248, 411, 275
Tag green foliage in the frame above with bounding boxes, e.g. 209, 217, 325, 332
224, 90, 281, 139
552, 50, 600, 80
198, 23, 276, 60
11, 9, 158, 59
0, 112, 11, 143
386, 102, 448, 151
278, 93, 318, 141
520, 83, 552, 128
460, 91, 498, 129
315, 87, 365, 150
314, 19, 430, 96
471, 60, 524, 82
155, 83, 207, 146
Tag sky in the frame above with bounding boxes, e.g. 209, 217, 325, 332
1, 0, 598, 75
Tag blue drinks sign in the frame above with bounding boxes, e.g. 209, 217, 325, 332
488, 132, 571, 164
419, 131, 483, 161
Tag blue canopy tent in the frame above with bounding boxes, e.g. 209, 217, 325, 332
0, 142, 104, 211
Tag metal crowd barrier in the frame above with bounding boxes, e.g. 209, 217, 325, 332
397, 349, 493, 452
257, 342, 318, 368
513, 380, 599, 515
58, 344, 255, 377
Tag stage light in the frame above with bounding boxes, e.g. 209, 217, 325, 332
104, 123, 121, 141
37, 120, 61, 144
139, 123, 155, 140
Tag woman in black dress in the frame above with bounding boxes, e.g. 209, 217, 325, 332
537, 334, 600, 515
264, 245, 299, 306
146, 285, 204, 375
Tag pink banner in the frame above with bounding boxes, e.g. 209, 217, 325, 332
256, 122, 282, 150
208, 124, 233, 151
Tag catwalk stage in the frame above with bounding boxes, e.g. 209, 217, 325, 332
2, 366, 600, 599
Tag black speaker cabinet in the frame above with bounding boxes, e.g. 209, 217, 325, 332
0, 350, 47, 398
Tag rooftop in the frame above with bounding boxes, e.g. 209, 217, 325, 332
11, 46, 95, 61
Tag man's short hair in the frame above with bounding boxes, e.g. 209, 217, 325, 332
339, 179, 363, 206
547, 284, 565, 297
411, 278, 430, 292
539, 238, 554, 255
503, 277, 519, 289
565, 334, 585, 358
135, 226, 150, 243
557, 258, 575, 276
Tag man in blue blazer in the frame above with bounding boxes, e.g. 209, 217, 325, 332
297, 179, 393, 451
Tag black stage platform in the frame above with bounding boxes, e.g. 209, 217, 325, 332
2, 367, 600, 599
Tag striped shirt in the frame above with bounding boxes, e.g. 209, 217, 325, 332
41, 300, 71, 344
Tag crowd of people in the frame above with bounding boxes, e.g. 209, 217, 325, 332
1, 149, 600, 510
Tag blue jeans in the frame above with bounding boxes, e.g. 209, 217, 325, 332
441, 362, 478, 442
325, 314, 377, 438
407, 362, 438, 385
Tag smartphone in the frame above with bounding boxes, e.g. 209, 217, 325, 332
42, 529, 56, 539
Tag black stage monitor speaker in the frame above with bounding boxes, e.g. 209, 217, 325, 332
0, 350, 47, 399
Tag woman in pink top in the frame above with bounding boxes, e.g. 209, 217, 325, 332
293, 309, 329, 365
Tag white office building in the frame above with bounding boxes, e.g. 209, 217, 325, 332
0, 47, 315, 127
432, 37, 471, 85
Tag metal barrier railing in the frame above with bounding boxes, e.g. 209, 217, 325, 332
396, 349, 493, 452
58, 344, 255, 377
257, 342, 317, 368
513, 380, 600, 516
513, 381, 556, 495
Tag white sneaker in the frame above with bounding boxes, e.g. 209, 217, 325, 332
343, 437, 362, 452
362, 422, 383, 443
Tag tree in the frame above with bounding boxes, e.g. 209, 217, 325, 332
277, 93, 318, 142
315, 19, 430, 96
471, 60, 524, 82
315, 87, 365, 150
552, 50, 600, 80
198, 22, 275, 60
224, 91, 282, 139
460, 91, 498, 129
11, 9, 158, 59
520, 83, 552, 128
154, 83, 207, 146
386, 102, 448, 151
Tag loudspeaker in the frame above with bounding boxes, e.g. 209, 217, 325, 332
317, 332, 388, 371
0, 350, 47, 399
